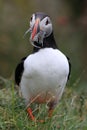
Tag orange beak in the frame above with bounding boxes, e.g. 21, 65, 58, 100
31, 18, 40, 40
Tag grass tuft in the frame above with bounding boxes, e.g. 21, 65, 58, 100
0, 76, 87, 130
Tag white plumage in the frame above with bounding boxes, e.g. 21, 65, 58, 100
20, 48, 69, 104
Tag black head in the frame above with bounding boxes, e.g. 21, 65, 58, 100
35, 12, 48, 21
25, 12, 57, 50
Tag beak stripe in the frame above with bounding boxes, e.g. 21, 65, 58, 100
31, 18, 40, 40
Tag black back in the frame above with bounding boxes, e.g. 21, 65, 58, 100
15, 57, 26, 86
67, 57, 71, 80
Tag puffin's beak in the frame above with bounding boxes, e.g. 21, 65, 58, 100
31, 18, 40, 40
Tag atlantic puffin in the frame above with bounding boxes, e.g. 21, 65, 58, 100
15, 12, 71, 121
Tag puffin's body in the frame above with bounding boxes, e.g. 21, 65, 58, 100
15, 12, 71, 120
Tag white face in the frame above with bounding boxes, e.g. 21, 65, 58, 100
30, 14, 52, 38
30, 14, 35, 29
39, 16, 52, 37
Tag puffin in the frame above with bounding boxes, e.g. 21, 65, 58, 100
15, 12, 71, 121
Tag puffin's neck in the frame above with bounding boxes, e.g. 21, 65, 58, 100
33, 32, 58, 53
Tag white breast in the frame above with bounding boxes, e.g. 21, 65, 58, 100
20, 48, 69, 103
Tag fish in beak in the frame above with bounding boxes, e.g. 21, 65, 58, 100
24, 17, 46, 48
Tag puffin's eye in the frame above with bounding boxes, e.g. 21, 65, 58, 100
45, 19, 49, 25
30, 16, 33, 21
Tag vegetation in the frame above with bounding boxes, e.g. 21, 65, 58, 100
0, 76, 87, 130
0, 0, 87, 129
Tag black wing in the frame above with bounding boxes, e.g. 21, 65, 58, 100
15, 57, 26, 86
67, 57, 71, 80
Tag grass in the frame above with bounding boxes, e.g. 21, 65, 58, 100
0, 76, 87, 130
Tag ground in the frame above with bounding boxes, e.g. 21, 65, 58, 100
0, 76, 87, 130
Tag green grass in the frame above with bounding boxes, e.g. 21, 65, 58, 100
0, 76, 87, 130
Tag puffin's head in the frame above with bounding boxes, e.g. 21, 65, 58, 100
25, 12, 53, 48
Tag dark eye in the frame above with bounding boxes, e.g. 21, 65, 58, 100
30, 16, 33, 21
45, 19, 49, 25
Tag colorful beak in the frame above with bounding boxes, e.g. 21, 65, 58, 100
31, 18, 40, 40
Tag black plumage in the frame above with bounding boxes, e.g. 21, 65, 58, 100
15, 57, 26, 86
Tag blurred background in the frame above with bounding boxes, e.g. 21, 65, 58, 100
0, 0, 87, 88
